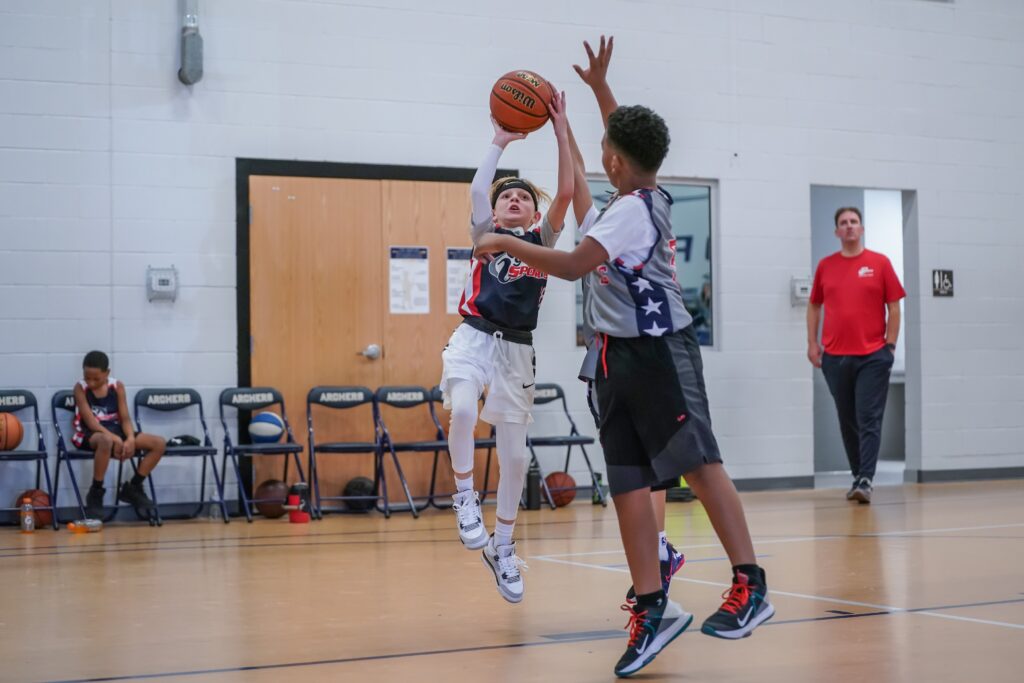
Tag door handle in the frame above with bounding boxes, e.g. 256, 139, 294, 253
358, 344, 382, 360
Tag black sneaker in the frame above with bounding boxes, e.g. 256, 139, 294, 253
85, 486, 105, 519
701, 572, 774, 639
626, 541, 685, 603
850, 477, 873, 504
845, 480, 858, 500
118, 482, 155, 518
614, 599, 693, 677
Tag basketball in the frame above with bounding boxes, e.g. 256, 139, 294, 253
343, 476, 376, 512
254, 479, 288, 518
490, 70, 553, 133
14, 489, 52, 527
545, 471, 577, 507
0, 413, 24, 451
248, 412, 284, 443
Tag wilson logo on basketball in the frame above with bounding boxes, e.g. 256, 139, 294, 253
498, 82, 536, 109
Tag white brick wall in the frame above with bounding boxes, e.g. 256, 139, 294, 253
1, 0, 1022, 506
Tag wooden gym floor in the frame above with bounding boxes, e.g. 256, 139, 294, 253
2, 480, 1022, 683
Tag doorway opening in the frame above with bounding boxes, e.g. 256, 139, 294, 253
809, 185, 918, 489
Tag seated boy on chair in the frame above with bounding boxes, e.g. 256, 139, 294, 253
72, 350, 166, 519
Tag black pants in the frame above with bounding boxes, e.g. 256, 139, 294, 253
820, 347, 894, 481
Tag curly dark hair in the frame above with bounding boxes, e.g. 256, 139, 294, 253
606, 105, 670, 172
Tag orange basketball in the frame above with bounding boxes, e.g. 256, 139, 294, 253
0, 412, 24, 451
14, 489, 52, 527
490, 70, 553, 133
545, 471, 577, 507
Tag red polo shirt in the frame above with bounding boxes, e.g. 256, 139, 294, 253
810, 249, 905, 356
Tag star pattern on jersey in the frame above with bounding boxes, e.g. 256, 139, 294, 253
631, 277, 653, 293
641, 298, 663, 316
615, 265, 674, 338
643, 321, 668, 336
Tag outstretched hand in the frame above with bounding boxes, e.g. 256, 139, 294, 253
573, 35, 614, 88
547, 89, 568, 138
491, 117, 527, 148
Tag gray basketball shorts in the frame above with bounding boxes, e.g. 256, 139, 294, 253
594, 325, 723, 496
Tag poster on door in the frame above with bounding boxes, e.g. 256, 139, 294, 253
389, 246, 429, 314
446, 248, 473, 314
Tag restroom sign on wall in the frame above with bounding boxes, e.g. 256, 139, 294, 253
932, 270, 953, 297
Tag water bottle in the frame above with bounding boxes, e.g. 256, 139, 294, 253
525, 462, 541, 510
20, 498, 35, 534
67, 519, 103, 533
207, 499, 223, 522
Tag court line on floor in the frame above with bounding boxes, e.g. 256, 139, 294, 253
6, 519, 1022, 561
530, 555, 1024, 631
533, 521, 1024, 559
39, 596, 1024, 683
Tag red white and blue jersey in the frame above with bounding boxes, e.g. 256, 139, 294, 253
72, 378, 122, 448
458, 216, 559, 337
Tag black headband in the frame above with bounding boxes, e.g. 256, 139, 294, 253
491, 179, 538, 208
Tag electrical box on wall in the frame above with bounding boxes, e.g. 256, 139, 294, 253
147, 266, 179, 302
791, 276, 812, 306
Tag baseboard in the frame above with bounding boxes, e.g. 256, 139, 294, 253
732, 476, 814, 492
904, 467, 1024, 483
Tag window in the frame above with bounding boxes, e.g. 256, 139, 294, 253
576, 179, 715, 346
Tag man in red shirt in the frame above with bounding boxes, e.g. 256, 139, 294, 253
807, 207, 906, 504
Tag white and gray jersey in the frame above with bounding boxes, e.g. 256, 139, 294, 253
583, 186, 692, 339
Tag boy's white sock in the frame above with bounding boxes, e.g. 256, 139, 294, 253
494, 519, 515, 548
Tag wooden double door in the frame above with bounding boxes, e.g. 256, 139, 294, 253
248, 175, 490, 504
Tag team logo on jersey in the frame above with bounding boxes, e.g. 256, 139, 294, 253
489, 253, 547, 284
858, 266, 875, 278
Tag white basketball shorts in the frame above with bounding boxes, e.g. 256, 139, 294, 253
440, 323, 536, 425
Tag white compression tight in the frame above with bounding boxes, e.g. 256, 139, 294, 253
447, 379, 479, 477
493, 421, 529, 522
447, 379, 530, 522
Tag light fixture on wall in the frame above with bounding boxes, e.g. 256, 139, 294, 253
178, 0, 203, 85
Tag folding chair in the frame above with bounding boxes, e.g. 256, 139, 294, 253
0, 389, 58, 530
219, 387, 305, 523
306, 385, 388, 519
527, 382, 606, 507
134, 388, 228, 525
52, 390, 156, 525
374, 385, 446, 518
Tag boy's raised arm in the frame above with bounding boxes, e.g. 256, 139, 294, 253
573, 35, 618, 128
